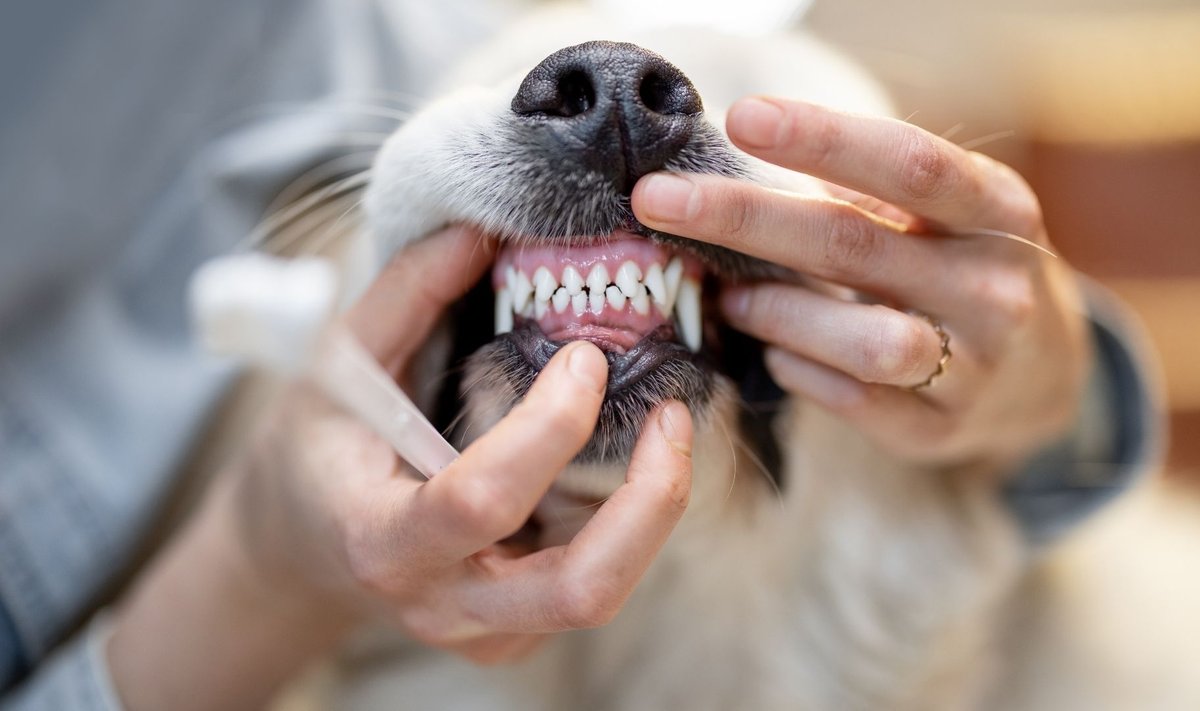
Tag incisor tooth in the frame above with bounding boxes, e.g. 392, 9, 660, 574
664, 258, 684, 305
512, 270, 533, 313
533, 266, 556, 302
504, 266, 517, 293
615, 261, 642, 298
630, 285, 650, 315
589, 288, 605, 315
534, 299, 548, 319
644, 263, 667, 313
605, 285, 626, 310
552, 287, 569, 313
586, 263, 610, 295
676, 277, 701, 352
571, 291, 588, 316
495, 288, 513, 335
563, 266, 584, 295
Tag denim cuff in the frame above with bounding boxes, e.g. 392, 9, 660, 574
1003, 281, 1164, 546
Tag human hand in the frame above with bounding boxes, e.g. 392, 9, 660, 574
632, 97, 1091, 471
231, 227, 694, 664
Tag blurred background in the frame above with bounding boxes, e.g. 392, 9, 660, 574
805, 0, 1200, 480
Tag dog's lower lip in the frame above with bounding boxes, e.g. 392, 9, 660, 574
504, 319, 695, 395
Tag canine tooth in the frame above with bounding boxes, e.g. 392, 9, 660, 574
495, 288, 513, 335
676, 277, 702, 352
605, 285, 626, 310
586, 263, 610, 296
615, 261, 642, 298
519, 300, 534, 318
552, 286, 570, 313
563, 266, 584, 295
644, 262, 668, 314
589, 288, 605, 315
533, 266, 557, 302
571, 291, 588, 316
536, 299, 550, 319
664, 257, 684, 306
630, 285, 650, 315
512, 270, 534, 313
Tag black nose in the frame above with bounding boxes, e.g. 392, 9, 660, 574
511, 40, 702, 195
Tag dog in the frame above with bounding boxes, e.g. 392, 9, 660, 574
273, 4, 1048, 710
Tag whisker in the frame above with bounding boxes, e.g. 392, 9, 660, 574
265, 151, 379, 220
940, 122, 966, 141
947, 227, 1059, 258
957, 129, 1017, 152
298, 196, 367, 257
245, 170, 371, 251
261, 190, 363, 256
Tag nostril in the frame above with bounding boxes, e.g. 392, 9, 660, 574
557, 70, 596, 117
638, 73, 671, 114
638, 70, 701, 115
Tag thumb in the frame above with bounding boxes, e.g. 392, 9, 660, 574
344, 226, 496, 373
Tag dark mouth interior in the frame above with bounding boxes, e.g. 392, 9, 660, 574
426, 229, 786, 478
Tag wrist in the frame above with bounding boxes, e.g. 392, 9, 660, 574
108, 474, 357, 711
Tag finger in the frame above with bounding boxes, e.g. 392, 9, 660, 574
344, 225, 496, 370
633, 171, 949, 303
722, 284, 945, 388
405, 342, 609, 564
453, 401, 693, 633
723, 97, 1041, 235
444, 633, 548, 666
762, 348, 971, 464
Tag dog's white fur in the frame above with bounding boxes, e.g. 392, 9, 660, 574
283, 5, 1171, 710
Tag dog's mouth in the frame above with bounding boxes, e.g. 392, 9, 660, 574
494, 227, 705, 366
455, 226, 721, 465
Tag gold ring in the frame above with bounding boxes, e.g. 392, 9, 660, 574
905, 311, 951, 392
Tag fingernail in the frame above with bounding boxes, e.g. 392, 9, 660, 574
728, 97, 785, 149
721, 287, 752, 320
567, 342, 608, 394
637, 173, 698, 223
658, 402, 693, 457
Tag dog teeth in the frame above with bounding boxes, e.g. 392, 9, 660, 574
563, 266, 584, 296
494, 257, 702, 352
605, 285, 626, 311
675, 277, 702, 352
495, 288, 513, 335
512, 269, 533, 313
615, 261, 642, 298
533, 266, 556, 303
643, 262, 667, 316
663, 258, 684, 306
551, 286, 569, 313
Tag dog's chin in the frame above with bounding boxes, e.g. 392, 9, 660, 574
465, 319, 714, 464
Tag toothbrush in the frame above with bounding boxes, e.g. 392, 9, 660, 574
189, 253, 459, 478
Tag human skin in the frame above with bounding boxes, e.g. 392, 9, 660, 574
633, 96, 1091, 471
107, 227, 694, 711
108, 95, 1090, 709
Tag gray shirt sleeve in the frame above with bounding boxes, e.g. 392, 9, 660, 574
1003, 280, 1165, 546
0, 617, 122, 711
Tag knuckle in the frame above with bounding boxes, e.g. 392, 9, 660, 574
343, 520, 395, 594
858, 310, 929, 384
442, 478, 524, 541
977, 268, 1037, 331
804, 114, 843, 167
899, 133, 956, 203
822, 204, 884, 280
713, 185, 760, 248
554, 575, 622, 629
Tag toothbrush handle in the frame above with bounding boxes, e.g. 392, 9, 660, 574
313, 329, 459, 478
